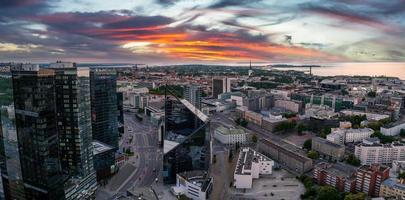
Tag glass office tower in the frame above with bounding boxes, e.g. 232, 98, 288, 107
163, 86, 211, 184
50, 62, 97, 199
90, 69, 119, 148
7, 64, 66, 199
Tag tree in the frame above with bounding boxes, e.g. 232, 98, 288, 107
317, 186, 340, 200
228, 150, 233, 162
307, 150, 319, 159
297, 123, 307, 135
178, 194, 192, 200
371, 131, 395, 144
251, 134, 258, 144
344, 192, 366, 200
398, 172, 405, 179
303, 139, 312, 150
346, 154, 361, 166
367, 91, 377, 98
400, 129, 405, 138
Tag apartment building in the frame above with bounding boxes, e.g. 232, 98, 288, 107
355, 140, 405, 165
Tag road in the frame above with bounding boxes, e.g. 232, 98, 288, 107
118, 112, 161, 192
96, 111, 161, 199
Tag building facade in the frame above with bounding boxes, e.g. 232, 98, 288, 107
355, 164, 389, 197
0, 64, 66, 199
172, 171, 213, 200
234, 148, 274, 189
313, 162, 356, 192
50, 63, 97, 199
258, 138, 312, 174
327, 128, 374, 144
312, 137, 345, 161
214, 126, 246, 145
163, 87, 211, 184
379, 178, 405, 199
90, 69, 119, 148
184, 84, 202, 109
355, 140, 405, 165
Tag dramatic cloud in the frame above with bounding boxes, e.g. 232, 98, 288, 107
0, 0, 403, 64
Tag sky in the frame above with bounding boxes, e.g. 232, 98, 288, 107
0, 0, 404, 64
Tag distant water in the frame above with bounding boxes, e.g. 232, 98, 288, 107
272, 62, 405, 80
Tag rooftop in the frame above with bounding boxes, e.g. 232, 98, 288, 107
92, 140, 114, 155
382, 178, 405, 191
235, 147, 272, 175
215, 126, 245, 135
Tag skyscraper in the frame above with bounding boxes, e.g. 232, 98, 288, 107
90, 69, 119, 148
212, 78, 225, 98
0, 64, 66, 199
50, 62, 97, 199
183, 84, 202, 109
163, 86, 211, 184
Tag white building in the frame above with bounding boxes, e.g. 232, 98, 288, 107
327, 128, 374, 144
171, 171, 213, 200
355, 139, 405, 165
234, 148, 274, 189
214, 126, 247, 145
381, 122, 405, 136
340, 110, 390, 121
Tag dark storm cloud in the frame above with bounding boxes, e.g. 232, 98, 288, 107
209, 0, 262, 8
155, 0, 181, 6
300, 2, 402, 32
104, 15, 174, 29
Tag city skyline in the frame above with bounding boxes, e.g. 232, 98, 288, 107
0, 0, 404, 64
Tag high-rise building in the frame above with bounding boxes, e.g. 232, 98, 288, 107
212, 77, 237, 98
116, 92, 124, 136
212, 78, 225, 98
183, 84, 202, 109
50, 62, 97, 199
163, 86, 211, 184
0, 64, 66, 199
90, 69, 119, 148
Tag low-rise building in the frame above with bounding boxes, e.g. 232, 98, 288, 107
379, 178, 405, 199
171, 171, 213, 200
312, 137, 345, 161
244, 110, 262, 126
92, 141, 116, 181
355, 164, 390, 197
327, 128, 374, 144
313, 162, 356, 192
261, 115, 288, 132
392, 160, 405, 177
214, 126, 247, 145
355, 140, 405, 165
258, 138, 312, 174
274, 99, 303, 113
381, 122, 405, 136
233, 148, 274, 189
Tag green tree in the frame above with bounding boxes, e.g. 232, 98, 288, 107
178, 194, 191, 200
317, 186, 340, 200
297, 123, 307, 135
346, 154, 361, 166
367, 91, 377, 97
398, 172, 405, 179
303, 139, 312, 150
400, 129, 405, 138
228, 150, 233, 162
251, 134, 258, 144
344, 192, 366, 200
307, 150, 319, 159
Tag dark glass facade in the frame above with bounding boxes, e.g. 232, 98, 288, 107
10, 66, 66, 199
90, 69, 119, 148
52, 66, 97, 199
163, 88, 211, 184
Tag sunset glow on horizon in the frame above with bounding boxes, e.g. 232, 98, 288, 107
0, 0, 404, 64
